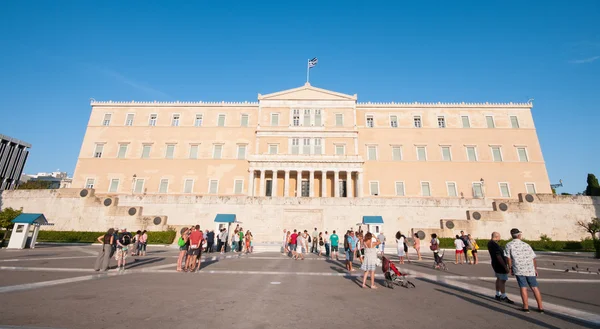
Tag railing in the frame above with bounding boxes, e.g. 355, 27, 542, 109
248, 154, 364, 162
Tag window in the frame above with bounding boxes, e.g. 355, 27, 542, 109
461, 116, 470, 128
417, 146, 427, 161
125, 113, 135, 126
526, 183, 536, 194
421, 182, 431, 196
184, 179, 194, 194
194, 114, 203, 127
189, 145, 199, 159
438, 116, 446, 128
491, 146, 503, 162
271, 113, 279, 126
141, 145, 151, 159
93, 144, 104, 158
268, 144, 278, 155
171, 114, 180, 126
209, 180, 219, 194
134, 179, 144, 194
109, 179, 119, 193
413, 116, 422, 128
510, 116, 520, 128
314, 109, 322, 126
85, 178, 95, 189
390, 115, 398, 128
367, 146, 377, 160
395, 182, 405, 196
217, 114, 226, 127
237, 145, 247, 159
447, 182, 457, 197
303, 138, 311, 154
486, 116, 495, 128
213, 145, 223, 159
149, 114, 157, 126
291, 138, 299, 154
499, 183, 510, 197
165, 145, 175, 159
303, 109, 311, 126
466, 146, 477, 161
392, 146, 402, 161
369, 181, 379, 196
293, 110, 300, 126
240, 114, 249, 127
517, 147, 529, 162
314, 138, 322, 155
335, 113, 343, 127
102, 113, 111, 126
472, 183, 483, 198
441, 146, 451, 161
159, 179, 169, 193
117, 144, 128, 159
366, 115, 374, 128
335, 145, 345, 156
234, 179, 244, 194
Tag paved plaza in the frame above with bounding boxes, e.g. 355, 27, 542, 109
0, 245, 599, 329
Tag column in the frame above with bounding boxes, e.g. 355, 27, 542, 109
296, 170, 302, 197
259, 170, 266, 196
247, 170, 255, 196
271, 170, 278, 197
346, 171, 353, 198
321, 170, 327, 197
309, 170, 315, 197
334, 171, 340, 197
357, 172, 363, 197
284, 170, 290, 197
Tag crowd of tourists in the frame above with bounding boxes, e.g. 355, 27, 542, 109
94, 228, 147, 272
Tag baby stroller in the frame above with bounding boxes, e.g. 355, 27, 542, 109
433, 250, 448, 271
382, 256, 415, 289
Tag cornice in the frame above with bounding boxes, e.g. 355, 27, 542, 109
357, 101, 533, 109
91, 100, 258, 107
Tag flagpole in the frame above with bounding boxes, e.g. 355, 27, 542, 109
306, 59, 310, 83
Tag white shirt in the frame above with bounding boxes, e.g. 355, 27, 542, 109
454, 239, 465, 250
323, 235, 329, 243
505, 239, 537, 276
396, 236, 405, 252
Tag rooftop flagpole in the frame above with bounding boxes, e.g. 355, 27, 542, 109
306, 58, 310, 83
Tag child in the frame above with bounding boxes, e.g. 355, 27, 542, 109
454, 235, 465, 264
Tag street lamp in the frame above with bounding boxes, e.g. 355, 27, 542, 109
480, 178, 485, 198
131, 174, 137, 194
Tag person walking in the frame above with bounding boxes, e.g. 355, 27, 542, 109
330, 230, 339, 260
395, 231, 407, 264
487, 232, 514, 304
377, 232, 386, 255
323, 231, 330, 258
505, 228, 544, 313
217, 228, 222, 253
318, 232, 324, 256
357, 232, 365, 264
469, 234, 479, 264
131, 230, 141, 256
431, 233, 441, 268
361, 232, 381, 289
138, 230, 148, 257
454, 235, 465, 264
295, 231, 305, 260
207, 230, 215, 253
289, 229, 299, 259
460, 231, 469, 260
185, 225, 203, 272
115, 229, 132, 271
413, 233, 422, 260
220, 228, 228, 253
94, 228, 114, 271
177, 228, 190, 272
238, 228, 245, 253
232, 229, 238, 253
311, 228, 319, 254
345, 231, 356, 272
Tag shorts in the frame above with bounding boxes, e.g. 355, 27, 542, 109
331, 246, 339, 252
472, 249, 478, 254
179, 245, 187, 251
187, 248, 201, 257
516, 275, 538, 288
115, 248, 128, 261
345, 249, 354, 262
360, 249, 365, 256
495, 272, 508, 281
139, 243, 147, 252
290, 244, 297, 251
455, 250, 464, 254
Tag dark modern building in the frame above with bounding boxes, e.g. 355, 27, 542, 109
0, 134, 31, 192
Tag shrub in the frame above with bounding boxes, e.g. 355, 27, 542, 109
36, 230, 176, 244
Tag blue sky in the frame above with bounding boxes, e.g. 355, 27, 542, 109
0, 1, 598, 193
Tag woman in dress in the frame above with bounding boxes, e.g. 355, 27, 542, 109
413, 233, 422, 261
94, 228, 114, 271
396, 231, 406, 264
361, 232, 381, 289
131, 230, 141, 256
245, 230, 251, 254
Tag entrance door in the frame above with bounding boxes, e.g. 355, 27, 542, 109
301, 180, 310, 197
265, 180, 273, 196
339, 180, 347, 197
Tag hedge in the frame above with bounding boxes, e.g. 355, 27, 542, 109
431, 237, 595, 252
36, 230, 176, 244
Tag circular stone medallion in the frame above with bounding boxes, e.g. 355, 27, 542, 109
153, 217, 162, 225
472, 212, 482, 220
499, 203, 508, 211
128, 207, 137, 216
79, 189, 89, 197
103, 198, 112, 206
446, 221, 455, 229
416, 230, 426, 240
525, 194, 534, 202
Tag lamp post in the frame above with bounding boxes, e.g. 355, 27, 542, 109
131, 174, 137, 195
480, 178, 485, 198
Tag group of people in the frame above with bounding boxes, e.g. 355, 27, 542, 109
94, 228, 148, 271
453, 230, 480, 265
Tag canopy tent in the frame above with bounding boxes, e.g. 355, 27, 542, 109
214, 214, 237, 223
362, 216, 384, 224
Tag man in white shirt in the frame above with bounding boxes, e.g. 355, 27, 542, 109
311, 228, 319, 254
454, 235, 465, 264
506, 228, 543, 313
323, 231, 330, 258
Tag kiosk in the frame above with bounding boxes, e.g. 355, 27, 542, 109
7, 213, 50, 249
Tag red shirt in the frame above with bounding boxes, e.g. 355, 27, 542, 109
290, 233, 298, 244
190, 230, 202, 246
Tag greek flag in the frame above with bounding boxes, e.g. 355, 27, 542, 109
308, 57, 318, 68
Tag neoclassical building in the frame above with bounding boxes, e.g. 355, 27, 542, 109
73, 83, 551, 199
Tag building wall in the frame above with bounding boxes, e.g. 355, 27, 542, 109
0, 134, 31, 192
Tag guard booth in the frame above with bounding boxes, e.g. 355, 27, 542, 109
214, 214, 240, 252
7, 213, 51, 249
359, 216, 384, 234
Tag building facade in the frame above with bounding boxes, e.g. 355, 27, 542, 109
21, 171, 73, 189
73, 83, 551, 199
0, 134, 31, 192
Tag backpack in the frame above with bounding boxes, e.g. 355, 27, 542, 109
121, 234, 131, 246
430, 239, 439, 251
178, 237, 186, 247
308, 236, 311, 243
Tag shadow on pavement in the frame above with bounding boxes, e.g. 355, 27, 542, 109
127, 257, 165, 269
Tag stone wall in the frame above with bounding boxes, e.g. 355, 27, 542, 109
1, 189, 599, 242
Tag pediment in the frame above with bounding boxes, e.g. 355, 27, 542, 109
258, 83, 357, 101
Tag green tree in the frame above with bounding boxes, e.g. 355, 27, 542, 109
0, 207, 23, 242
17, 180, 53, 190
585, 173, 600, 196
576, 217, 600, 258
